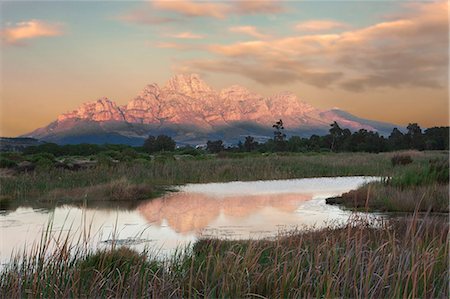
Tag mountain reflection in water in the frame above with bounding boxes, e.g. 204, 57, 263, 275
138, 192, 311, 234
0, 176, 380, 263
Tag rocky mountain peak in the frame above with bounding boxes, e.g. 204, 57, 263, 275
37, 73, 398, 145
57, 97, 125, 122
164, 73, 213, 96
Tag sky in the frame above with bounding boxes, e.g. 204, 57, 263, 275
0, 0, 448, 136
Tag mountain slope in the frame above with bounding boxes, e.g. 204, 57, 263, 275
25, 74, 398, 145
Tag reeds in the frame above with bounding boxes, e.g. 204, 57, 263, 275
1, 151, 444, 203
1, 214, 447, 298
327, 156, 449, 212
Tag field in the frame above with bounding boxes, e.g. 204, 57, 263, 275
1, 150, 447, 208
0, 214, 447, 298
0, 150, 448, 298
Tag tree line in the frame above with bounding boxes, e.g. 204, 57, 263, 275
20, 121, 448, 156
207, 121, 449, 154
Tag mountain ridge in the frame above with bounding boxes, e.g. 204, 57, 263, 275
25, 73, 399, 145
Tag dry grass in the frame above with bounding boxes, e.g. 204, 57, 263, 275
1, 151, 446, 202
46, 177, 154, 202
328, 183, 449, 212
0, 215, 447, 298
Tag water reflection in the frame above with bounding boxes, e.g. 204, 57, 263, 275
0, 176, 380, 264
138, 192, 311, 234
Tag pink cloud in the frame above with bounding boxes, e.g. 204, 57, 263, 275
119, 0, 285, 26
167, 31, 205, 39
295, 20, 349, 32
152, 0, 229, 19
153, 41, 199, 51
232, 0, 284, 14
229, 26, 269, 39
1, 20, 63, 45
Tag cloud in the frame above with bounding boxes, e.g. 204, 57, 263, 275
1, 20, 63, 45
153, 41, 199, 51
118, 9, 179, 25
167, 31, 205, 39
118, 0, 285, 27
180, 1, 448, 91
295, 20, 349, 32
229, 26, 269, 39
152, 0, 229, 19
231, 0, 284, 15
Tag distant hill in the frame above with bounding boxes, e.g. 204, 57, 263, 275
24, 74, 399, 145
0, 137, 43, 152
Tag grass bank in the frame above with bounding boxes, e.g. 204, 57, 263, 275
0, 151, 446, 207
326, 156, 449, 212
1, 215, 447, 298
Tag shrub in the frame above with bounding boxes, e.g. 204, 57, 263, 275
35, 157, 54, 171
104, 178, 153, 201
0, 152, 23, 162
78, 247, 160, 288
25, 152, 55, 163
0, 158, 17, 169
391, 154, 413, 166
122, 148, 139, 159
143, 135, 176, 153
96, 153, 114, 166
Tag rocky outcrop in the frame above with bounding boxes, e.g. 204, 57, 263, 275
57, 97, 125, 122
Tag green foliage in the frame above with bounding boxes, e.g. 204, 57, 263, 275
25, 152, 55, 163
96, 153, 114, 166
206, 140, 224, 153
390, 158, 449, 188
78, 247, 160, 289
35, 157, 54, 171
391, 154, 413, 166
243, 136, 258, 152
1, 217, 447, 298
0, 152, 23, 162
121, 147, 139, 159
177, 146, 203, 156
424, 127, 449, 150
143, 135, 176, 153
0, 158, 17, 169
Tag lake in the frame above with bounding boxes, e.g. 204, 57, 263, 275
0, 176, 380, 264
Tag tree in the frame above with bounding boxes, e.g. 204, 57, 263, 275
143, 135, 176, 153
329, 121, 343, 152
406, 123, 425, 150
243, 136, 258, 152
424, 127, 449, 150
273, 119, 286, 142
272, 119, 287, 151
308, 135, 321, 151
287, 136, 306, 152
206, 140, 224, 153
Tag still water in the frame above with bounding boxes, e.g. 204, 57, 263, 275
0, 176, 380, 263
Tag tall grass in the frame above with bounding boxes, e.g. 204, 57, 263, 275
1, 151, 444, 204
328, 182, 449, 212
1, 215, 447, 298
327, 156, 449, 212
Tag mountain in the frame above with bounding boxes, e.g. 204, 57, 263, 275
24, 74, 398, 145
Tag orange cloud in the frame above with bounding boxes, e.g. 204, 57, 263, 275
1, 20, 63, 45
295, 20, 349, 32
181, 1, 448, 91
229, 26, 269, 39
